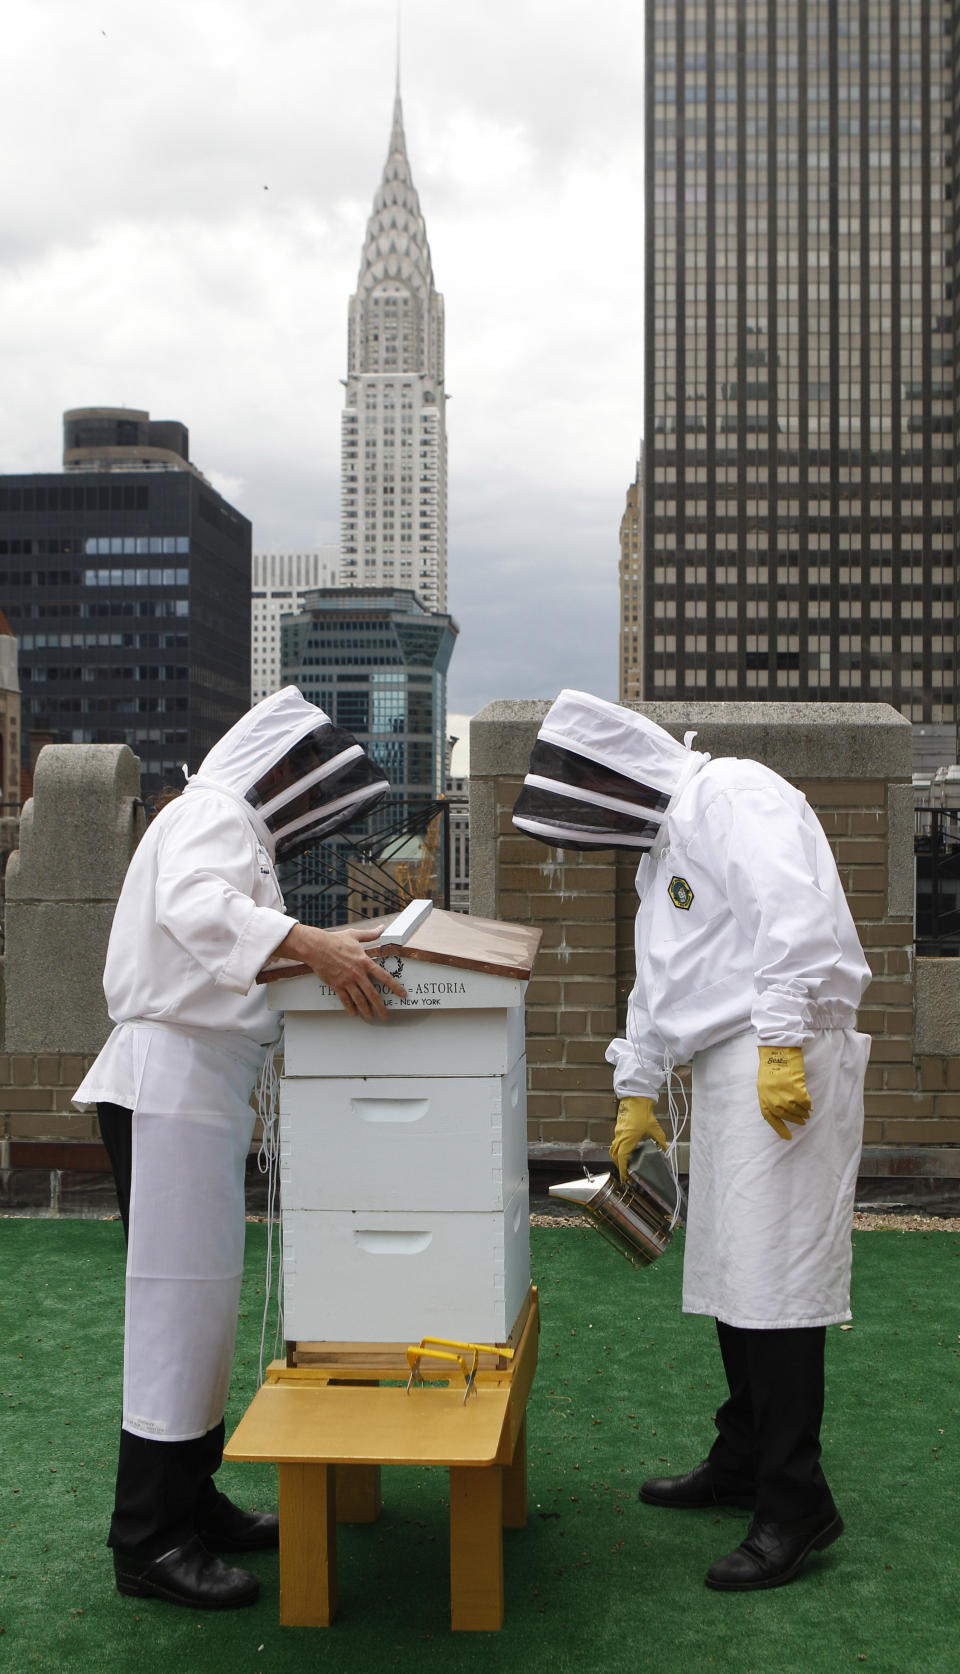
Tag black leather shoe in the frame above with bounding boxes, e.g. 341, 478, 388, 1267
113, 1536, 260, 1609
197, 1496, 279, 1552
705, 1509, 844, 1591
640, 1460, 756, 1510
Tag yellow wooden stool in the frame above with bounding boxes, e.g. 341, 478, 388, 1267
224, 1287, 539, 1631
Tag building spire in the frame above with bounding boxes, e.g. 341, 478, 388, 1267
354, 72, 434, 303
390, 0, 405, 159
340, 75, 448, 615
388, 83, 407, 165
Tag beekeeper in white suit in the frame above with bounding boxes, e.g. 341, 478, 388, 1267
74, 686, 405, 1612
513, 690, 871, 1593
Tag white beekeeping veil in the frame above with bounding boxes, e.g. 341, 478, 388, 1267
186, 686, 389, 860
512, 689, 709, 852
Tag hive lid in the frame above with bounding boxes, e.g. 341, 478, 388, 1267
258, 907, 542, 985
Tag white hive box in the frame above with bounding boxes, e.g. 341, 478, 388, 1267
279, 1061, 527, 1213
281, 989, 528, 1079
260, 906, 541, 1347
281, 1185, 531, 1345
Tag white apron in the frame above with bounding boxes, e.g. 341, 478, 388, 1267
122, 1024, 264, 1442
682, 1028, 870, 1330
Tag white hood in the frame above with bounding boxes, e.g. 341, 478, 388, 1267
512, 689, 709, 852
185, 685, 388, 860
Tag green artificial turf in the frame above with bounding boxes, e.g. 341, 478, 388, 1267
1, 1217, 957, 1674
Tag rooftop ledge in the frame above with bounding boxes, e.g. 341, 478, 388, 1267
471, 700, 913, 783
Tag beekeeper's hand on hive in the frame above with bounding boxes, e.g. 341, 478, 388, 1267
276, 920, 405, 1018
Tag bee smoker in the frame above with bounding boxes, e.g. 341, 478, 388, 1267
548, 1139, 683, 1269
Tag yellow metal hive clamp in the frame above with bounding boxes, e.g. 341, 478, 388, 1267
405, 1336, 515, 1404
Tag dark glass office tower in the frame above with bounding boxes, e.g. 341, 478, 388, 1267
0, 410, 251, 794
281, 586, 458, 926
281, 587, 458, 803
639, 0, 954, 739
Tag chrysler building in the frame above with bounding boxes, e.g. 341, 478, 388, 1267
339, 85, 448, 613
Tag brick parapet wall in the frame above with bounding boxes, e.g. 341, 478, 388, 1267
0, 1052, 269, 1224
0, 1053, 99, 1143
0, 1052, 272, 1219
471, 700, 960, 1187
498, 800, 621, 1148
0, 1051, 277, 1153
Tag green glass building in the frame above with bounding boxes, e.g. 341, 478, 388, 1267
281, 586, 458, 804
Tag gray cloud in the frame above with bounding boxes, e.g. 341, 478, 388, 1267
1, 0, 643, 716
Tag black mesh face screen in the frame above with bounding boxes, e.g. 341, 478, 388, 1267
511, 783, 662, 847
273, 774, 388, 860
244, 719, 389, 856
245, 722, 360, 811
265, 755, 389, 838
527, 739, 671, 816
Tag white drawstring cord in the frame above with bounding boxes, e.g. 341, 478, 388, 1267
625, 993, 688, 1231
256, 1036, 284, 1385
660, 1049, 688, 1233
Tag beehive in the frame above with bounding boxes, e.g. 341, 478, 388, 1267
262, 906, 541, 1345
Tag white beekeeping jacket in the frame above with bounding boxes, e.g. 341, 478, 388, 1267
607, 756, 873, 1097
74, 686, 388, 1107
510, 691, 871, 1099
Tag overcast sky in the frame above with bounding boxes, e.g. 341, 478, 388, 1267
1, 0, 644, 721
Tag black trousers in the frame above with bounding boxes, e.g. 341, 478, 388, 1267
98, 1102, 230, 1557
707, 1318, 834, 1524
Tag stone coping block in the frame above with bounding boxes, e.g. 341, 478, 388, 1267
6, 742, 144, 902
471, 700, 912, 784
4, 743, 144, 1055
915, 959, 960, 1058
4, 903, 118, 1054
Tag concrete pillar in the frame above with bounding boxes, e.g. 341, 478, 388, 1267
3, 744, 144, 1054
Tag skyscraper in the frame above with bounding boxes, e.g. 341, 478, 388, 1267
619, 454, 644, 700
251, 547, 340, 701
282, 585, 457, 804
281, 584, 457, 924
638, 0, 954, 750
339, 85, 448, 614
0, 408, 250, 794
0, 610, 21, 814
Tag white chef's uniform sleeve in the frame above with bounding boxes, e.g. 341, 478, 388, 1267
154, 799, 293, 994
698, 785, 845, 1044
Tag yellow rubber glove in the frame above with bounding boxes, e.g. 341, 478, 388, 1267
757, 1045, 812, 1140
610, 1096, 668, 1182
